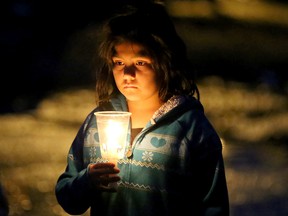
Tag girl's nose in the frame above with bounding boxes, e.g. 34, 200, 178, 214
123, 65, 136, 78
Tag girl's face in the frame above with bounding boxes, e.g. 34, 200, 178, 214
112, 42, 160, 103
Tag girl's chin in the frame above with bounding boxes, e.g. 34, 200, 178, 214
124, 96, 141, 102
122, 93, 143, 102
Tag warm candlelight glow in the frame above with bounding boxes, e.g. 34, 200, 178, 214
94, 111, 131, 163
101, 120, 127, 159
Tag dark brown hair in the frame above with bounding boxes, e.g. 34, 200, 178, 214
95, 2, 199, 105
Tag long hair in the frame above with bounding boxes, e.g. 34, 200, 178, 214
95, 2, 199, 105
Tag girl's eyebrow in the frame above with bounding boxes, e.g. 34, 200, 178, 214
112, 51, 150, 59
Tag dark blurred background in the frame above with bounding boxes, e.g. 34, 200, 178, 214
1, 0, 288, 113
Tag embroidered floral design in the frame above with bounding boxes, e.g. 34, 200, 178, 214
151, 95, 184, 122
89, 147, 97, 163
142, 151, 153, 162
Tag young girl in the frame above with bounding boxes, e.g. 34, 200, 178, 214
55, 2, 230, 215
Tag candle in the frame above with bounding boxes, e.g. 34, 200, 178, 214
95, 111, 131, 164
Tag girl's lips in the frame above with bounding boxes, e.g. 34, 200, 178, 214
124, 85, 137, 89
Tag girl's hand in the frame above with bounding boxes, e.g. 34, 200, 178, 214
88, 162, 120, 192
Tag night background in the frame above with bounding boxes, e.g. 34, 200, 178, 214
0, 0, 287, 216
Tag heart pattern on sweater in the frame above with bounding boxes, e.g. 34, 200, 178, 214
150, 137, 166, 148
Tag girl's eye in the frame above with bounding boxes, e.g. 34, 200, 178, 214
135, 61, 146, 66
114, 61, 124, 66
113, 61, 125, 70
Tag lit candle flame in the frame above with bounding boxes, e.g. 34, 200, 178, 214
104, 120, 125, 159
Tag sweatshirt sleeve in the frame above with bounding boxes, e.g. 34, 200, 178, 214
55, 112, 98, 215
189, 107, 230, 216
203, 153, 230, 216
